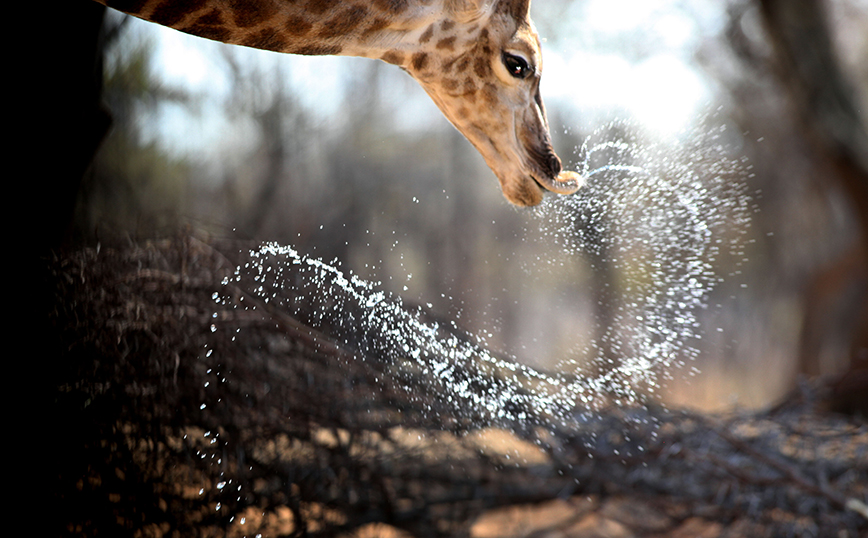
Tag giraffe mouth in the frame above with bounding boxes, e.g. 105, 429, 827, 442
510, 87, 585, 203
519, 130, 583, 200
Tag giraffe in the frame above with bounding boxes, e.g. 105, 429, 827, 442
93, 0, 583, 206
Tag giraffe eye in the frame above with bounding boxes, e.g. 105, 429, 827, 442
502, 53, 532, 79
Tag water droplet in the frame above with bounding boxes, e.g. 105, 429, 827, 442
230, 120, 752, 432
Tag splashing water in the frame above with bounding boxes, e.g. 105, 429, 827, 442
222, 117, 752, 431
531, 119, 752, 409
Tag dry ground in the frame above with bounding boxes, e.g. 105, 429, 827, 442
43, 235, 867, 537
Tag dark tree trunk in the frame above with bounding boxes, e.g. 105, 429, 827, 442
757, 0, 868, 251
758, 0, 868, 414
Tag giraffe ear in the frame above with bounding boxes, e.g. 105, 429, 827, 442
446, 0, 494, 23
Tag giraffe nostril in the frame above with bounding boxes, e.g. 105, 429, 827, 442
549, 154, 562, 177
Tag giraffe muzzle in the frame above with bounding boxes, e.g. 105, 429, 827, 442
520, 127, 583, 198
535, 169, 584, 195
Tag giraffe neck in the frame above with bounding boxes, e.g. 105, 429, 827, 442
96, 0, 584, 206
98, 0, 477, 64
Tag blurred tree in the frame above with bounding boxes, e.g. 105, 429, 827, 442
78, 18, 193, 243
756, 0, 868, 413
758, 0, 868, 245
217, 54, 307, 238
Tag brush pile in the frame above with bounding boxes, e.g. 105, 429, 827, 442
45, 235, 866, 537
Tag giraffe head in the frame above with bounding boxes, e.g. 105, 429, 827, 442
398, 0, 582, 206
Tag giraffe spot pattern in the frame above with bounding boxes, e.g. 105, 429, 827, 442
372, 0, 409, 15
306, 0, 340, 16
363, 18, 390, 38
435, 36, 456, 50
418, 24, 435, 44
241, 27, 288, 51
318, 5, 369, 38
295, 43, 343, 55
183, 10, 232, 42
150, 0, 207, 26
482, 83, 498, 106
284, 15, 313, 36
441, 78, 459, 92
411, 52, 429, 72
473, 56, 489, 78
381, 51, 405, 65
228, 0, 277, 28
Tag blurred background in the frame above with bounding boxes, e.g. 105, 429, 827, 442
72, 0, 867, 411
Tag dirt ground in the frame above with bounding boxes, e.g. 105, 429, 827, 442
43, 235, 867, 537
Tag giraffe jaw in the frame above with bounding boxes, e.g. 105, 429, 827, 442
453, 115, 584, 207
509, 156, 583, 207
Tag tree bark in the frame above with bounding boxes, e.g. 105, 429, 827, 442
758, 0, 868, 413
758, 0, 868, 253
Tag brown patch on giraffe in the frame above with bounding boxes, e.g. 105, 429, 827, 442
472, 121, 496, 141
441, 78, 459, 92
228, 0, 277, 28
150, 0, 207, 27
284, 15, 313, 36
306, 0, 340, 16
441, 19, 455, 32
295, 43, 343, 55
449, 56, 471, 74
183, 10, 231, 42
362, 18, 390, 38
411, 52, 429, 72
419, 24, 435, 44
241, 28, 288, 51
435, 36, 456, 50
473, 56, 490, 78
381, 51, 405, 65
462, 78, 478, 97
372, 0, 409, 15
481, 83, 498, 106
318, 6, 368, 38
188, 8, 223, 26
